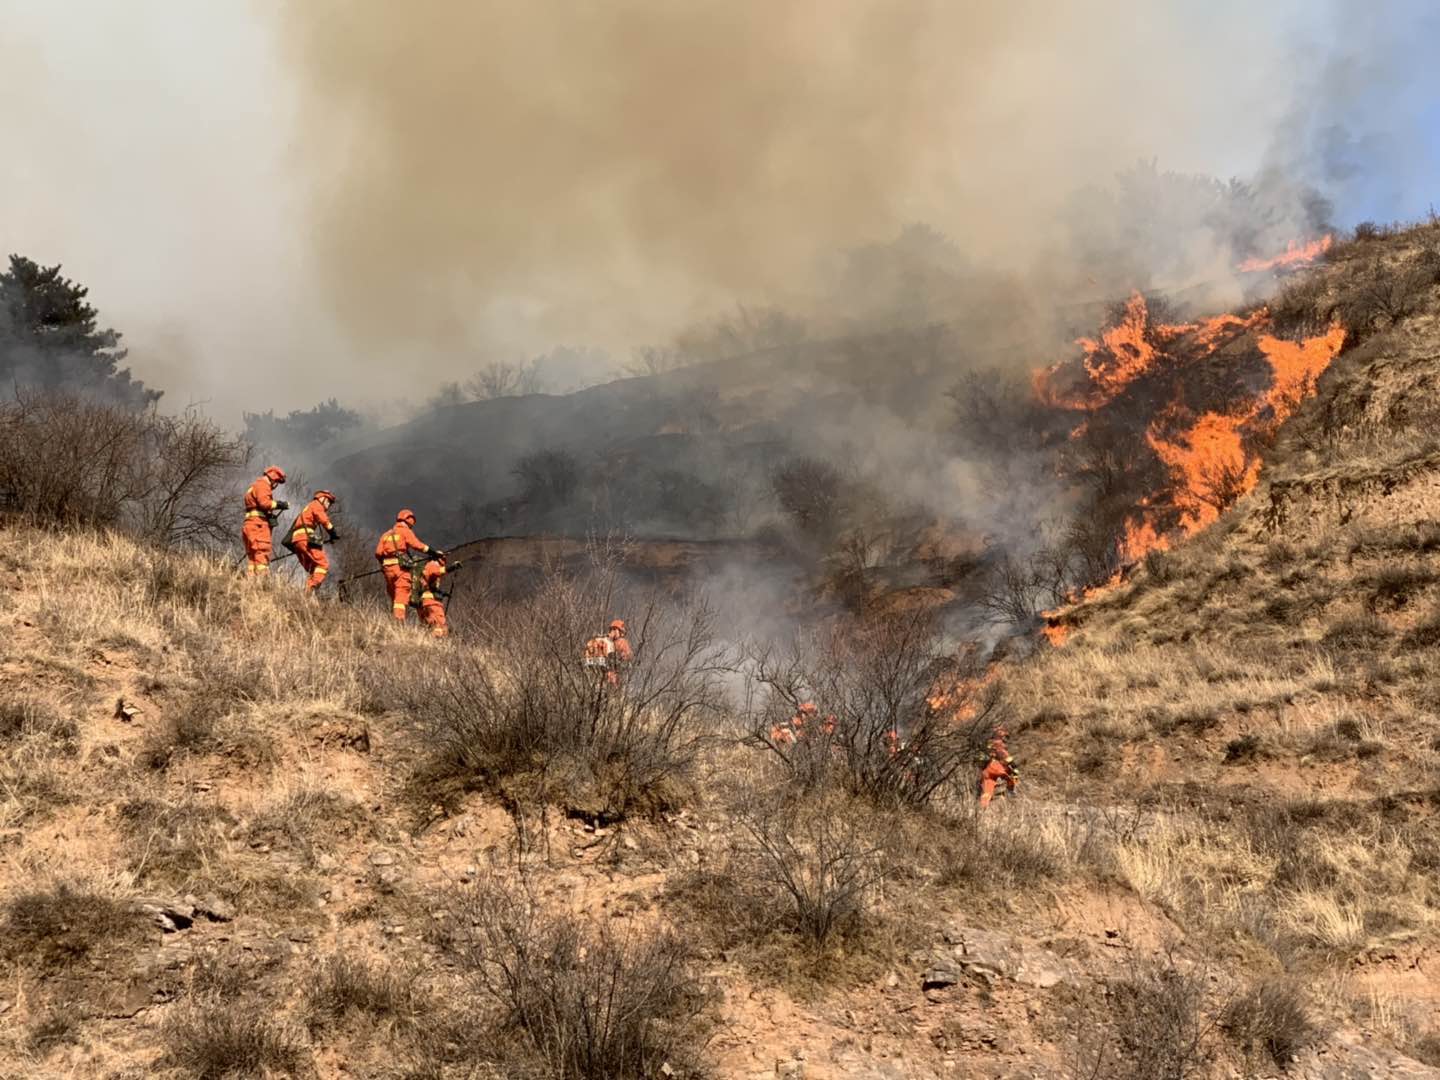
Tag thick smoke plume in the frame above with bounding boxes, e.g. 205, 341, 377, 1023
275, 0, 1327, 362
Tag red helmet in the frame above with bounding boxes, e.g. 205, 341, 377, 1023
263, 466, 286, 484
797, 702, 818, 714
608, 619, 626, 634
314, 489, 337, 503
396, 509, 416, 525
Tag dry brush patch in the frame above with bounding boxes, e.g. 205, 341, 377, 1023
427, 877, 713, 1080
743, 607, 998, 809
391, 567, 731, 823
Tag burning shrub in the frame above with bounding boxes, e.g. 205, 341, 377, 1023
398, 564, 730, 821
745, 608, 998, 808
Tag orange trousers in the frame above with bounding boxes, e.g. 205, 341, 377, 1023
293, 540, 330, 592
242, 518, 272, 576
978, 760, 1016, 807
382, 564, 412, 620
421, 597, 448, 637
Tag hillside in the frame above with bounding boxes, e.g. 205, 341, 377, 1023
5, 224, 1440, 1079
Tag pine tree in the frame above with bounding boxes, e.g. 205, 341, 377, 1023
0, 254, 159, 407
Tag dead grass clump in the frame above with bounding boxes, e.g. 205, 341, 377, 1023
117, 797, 237, 892
1398, 607, 1440, 651
438, 879, 711, 1080
0, 696, 82, 827
1319, 612, 1392, 654
401, 567, 729, 823
26, 1009, 81, 1055
159, 1001, 310, 1080
1411, 1030, 1440, 1067
2, 884, 145, 973
0, 696, 78, 745
745, 608, 996, 809
247, 786, 371, 867
1220, 978, 1314, 1067
1363, 562, 1440, 613
302, 953, 425, 1035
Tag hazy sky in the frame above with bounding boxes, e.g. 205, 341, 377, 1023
2, 1, 1436, 424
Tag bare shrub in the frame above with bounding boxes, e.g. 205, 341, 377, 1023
437, 880, 710, 1080
512, 448, 580, 510
978, 545, 1072, 623
1221, 978, 1314, 1068
398, 565, 729, 821
737, 792, 882, 947
465, 358, 542, 400
770, 456, 845, 539
1336, 253, 1440, 339
745, 608, 997, 808
0, 390, 246, 545
1070, 951, 1216, 1080
159, 1001, 310, 1079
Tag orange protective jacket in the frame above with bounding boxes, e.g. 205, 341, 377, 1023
243, 476, 281, 519
375, 522, 430, 564
291, 498, 334, 545
420, 559, 447, 599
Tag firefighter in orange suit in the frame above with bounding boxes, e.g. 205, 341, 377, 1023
419, 552, 462, 637
374, 509, 438, 621
289, 490, 339, 593
582, 618, 634, 686
978, 725, 1018, 807
242, 467, 288, 577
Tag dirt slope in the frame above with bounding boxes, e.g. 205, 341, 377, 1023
5, 225, 1440, 1078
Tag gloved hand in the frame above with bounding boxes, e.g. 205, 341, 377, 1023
328, 530, 341, 541
431, 549, 446, 560
275, 500, 290, 511
449, 559, 463, 571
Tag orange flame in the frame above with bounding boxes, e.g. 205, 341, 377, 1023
1237, 235, 1334, 273
1033, 293, 1346, 646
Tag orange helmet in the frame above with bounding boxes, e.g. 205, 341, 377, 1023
314, 489, 337, 503
263, 466, 286, 484
608, 619, 626, 634
797, 701, 818, 714
396, 509, 416, 525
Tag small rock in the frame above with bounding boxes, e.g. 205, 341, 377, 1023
286, 927, 317, 943
775, 1060, 805, 1079
369, 850, 396, 866
113, 698, 143, 722
622, 834, 639, 851
922, 966, 960, 990
885, 972, 900, 988
194, 895, 235, 922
